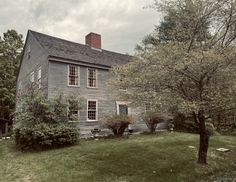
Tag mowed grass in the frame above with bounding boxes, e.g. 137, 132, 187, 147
0, 133, 236, 182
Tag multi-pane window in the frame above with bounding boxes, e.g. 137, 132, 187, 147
68, 65, 79, 86
37, 67, 42, 88
87, 68, 97, 87
87, 100, 97, 121
68, 99, 79, 121
30, 71, 34, 82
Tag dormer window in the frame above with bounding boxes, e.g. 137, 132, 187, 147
68, 65, 79, 86
87, 68, 97, 88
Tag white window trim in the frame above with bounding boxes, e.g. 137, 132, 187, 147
87, 99, 98, 121
67, 65, 80, 87
87, 68, 98, 88
30, 71, 35, 82
116, 101, 132, 115
37, 67, 42, 89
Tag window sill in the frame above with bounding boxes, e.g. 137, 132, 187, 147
67, 85, 80, 88
86, 120, 98, 122
86, 86, 98, 89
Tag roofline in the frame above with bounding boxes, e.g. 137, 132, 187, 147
16, 30, 30, 81
48, 55, 111, 70
28, 29, 133, 58
17, 30, 50, 80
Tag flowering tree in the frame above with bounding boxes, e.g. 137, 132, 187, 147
109, 0, 236, 164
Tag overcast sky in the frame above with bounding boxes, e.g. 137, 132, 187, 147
0, 0, 161, 54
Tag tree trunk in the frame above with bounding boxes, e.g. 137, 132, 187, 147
197, 110, 209, 165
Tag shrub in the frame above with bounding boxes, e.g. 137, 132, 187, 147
172, 113, 199, 133
206, 122, 218, 136
142, 111, 173, 133
104, 115, 133, 136
14, 123, 79, 150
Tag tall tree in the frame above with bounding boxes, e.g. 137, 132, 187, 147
109, 0, 236, 164
0, 30, 24, 120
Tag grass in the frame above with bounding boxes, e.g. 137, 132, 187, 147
0, 133, 236, 182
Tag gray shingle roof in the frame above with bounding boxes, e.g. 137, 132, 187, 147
30, 30, 131, 67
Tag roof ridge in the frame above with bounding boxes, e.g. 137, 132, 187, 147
29, 30, 86, 48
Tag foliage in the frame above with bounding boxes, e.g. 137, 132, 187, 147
13, 89, 83, 150
142, 111, 172, 133
13, 122, 79, 150
205, 122, 218, 136
50, 93, 69, 123
14, 89, 83, 124
173, 113, 198, 133
14, 88, 53, 124
0, 29, 24, 60
104, 115, 133, 136
109, 0, 236, 164
0, 30, 24, 120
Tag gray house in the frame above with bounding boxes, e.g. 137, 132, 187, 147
17, 30, 147, 136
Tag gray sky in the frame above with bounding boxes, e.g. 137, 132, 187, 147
0, 0, 161, 54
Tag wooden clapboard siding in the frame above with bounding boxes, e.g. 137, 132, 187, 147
17, 31, 49, 98
48, 61, 117, 123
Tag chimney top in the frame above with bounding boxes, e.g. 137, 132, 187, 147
85, 32, 101, 50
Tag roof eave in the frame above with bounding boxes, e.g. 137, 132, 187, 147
48, 55, 112, 70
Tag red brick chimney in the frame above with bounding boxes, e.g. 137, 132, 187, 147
85, 32, 101, 49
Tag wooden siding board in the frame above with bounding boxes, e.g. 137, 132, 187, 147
48, 61, 117, 123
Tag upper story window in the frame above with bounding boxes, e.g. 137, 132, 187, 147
87, 68, 97, 88
37, 67, 42, 89
30, 71, 34, 82
68, 65, 79, 86
87, 100, 97, 121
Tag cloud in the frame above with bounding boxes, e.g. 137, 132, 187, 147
0, 0, 160, 54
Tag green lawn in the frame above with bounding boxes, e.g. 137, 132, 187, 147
0, 133, 236, 182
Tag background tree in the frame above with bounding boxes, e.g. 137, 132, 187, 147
0, 30, 24, 120
109, 0, 236, 164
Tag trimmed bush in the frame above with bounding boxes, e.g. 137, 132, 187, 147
14, 123, 79, 150
142, 111, 173, 133
104, 115, 133, 137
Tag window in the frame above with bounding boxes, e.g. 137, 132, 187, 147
68, 65, 79, 86
116, 101, 130, 115
68, 99, 79, 121
30, 71, 34, 82
87, 100, 97, 121
87, 68, 97, 88
119, 104, 128, 115
37, 67, 42, 89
